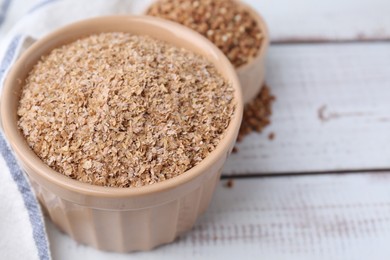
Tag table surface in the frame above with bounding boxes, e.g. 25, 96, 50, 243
3, 0, 390, 259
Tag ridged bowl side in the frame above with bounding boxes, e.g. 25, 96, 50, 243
31, 166, 223, 252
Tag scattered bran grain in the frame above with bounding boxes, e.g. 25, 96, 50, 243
224, 179, 234, 188
236, 84, 275, 143
147, 0, 263, 68
18, 32, 235, 188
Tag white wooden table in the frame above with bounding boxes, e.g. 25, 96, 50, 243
3, 0, 390, 259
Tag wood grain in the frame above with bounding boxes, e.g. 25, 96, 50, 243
3, 0, 390, 42
47, 173, 390, 259
244, 0, 390, 42
223, 42, 390, 175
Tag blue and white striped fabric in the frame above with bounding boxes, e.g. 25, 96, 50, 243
0, 0, 12, 27
0, 0, 153, 259
0, 34, 51, 260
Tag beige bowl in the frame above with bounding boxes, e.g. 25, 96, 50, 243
235, 1, 269, 104
0, 16, 243, 252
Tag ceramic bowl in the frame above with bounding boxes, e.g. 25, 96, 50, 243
0, 16, 243, 252
235, 1, 269, 103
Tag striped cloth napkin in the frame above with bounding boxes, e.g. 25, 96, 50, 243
0, 0, 153, 259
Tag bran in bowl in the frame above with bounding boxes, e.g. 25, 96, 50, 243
17, 32, 235, 188
146, 0, 264, 68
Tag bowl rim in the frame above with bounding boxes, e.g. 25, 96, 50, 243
235, 0, 270, 72
1, 15, 243, 199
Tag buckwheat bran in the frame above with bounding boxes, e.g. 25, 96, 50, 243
147, 0, 263, 68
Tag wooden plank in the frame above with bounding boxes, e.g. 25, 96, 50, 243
47, 173, 390, 259
223, 42, 390, 175
2, 0, 390, 42
244, 0, 390, 42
